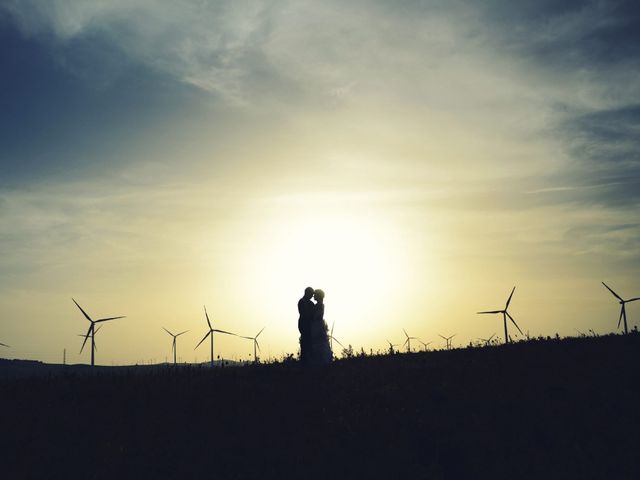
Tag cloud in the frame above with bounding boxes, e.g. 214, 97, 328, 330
1, 0, 278, 103
2, 3, 640, 217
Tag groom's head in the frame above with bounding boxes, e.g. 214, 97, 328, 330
304, 287, 314, 299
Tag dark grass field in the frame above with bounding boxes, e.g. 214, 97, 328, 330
1, 334, 639, 479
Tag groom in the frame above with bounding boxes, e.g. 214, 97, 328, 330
298, 286, 315, 364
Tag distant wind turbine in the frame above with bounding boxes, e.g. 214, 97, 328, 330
386, 339, 400, 353
195, 306, 238, 366
163, 328, 188, 365
402, 329, 422, 353
240, 327, 265, 364
73, 298, 125, 367
477, 286, 523, 344
328, 321, 345, 353
478, 333, 496, 347
439, 334, 456, 350
602, 282, 640, 335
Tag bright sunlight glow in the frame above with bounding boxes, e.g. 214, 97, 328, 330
233, 199, 412, 345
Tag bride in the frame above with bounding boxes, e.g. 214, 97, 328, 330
310, 289, 333, 365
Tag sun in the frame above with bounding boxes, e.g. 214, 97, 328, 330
234, 202, 410, 343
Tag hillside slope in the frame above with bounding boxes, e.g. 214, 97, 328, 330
1, 335, 638, 479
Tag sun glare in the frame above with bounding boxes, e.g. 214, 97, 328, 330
236, 203, 410, 341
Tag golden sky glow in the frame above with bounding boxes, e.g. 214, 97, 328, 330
1, 1, 639, 364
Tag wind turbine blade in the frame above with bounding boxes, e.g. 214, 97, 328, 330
212, 329, 238, 336
627, 297, 640, 302
163, 327, 174, 337
176, 330, 189, 337
402, 338, 409, 348
505, 286, 516, 309
72, 298, 93, 322
194, 331, 211, 349
93, 325, 103, 335
488, 333, 495, 341
204, 305, 212, 330
256, 327, 265, 338
0, 342, 9, 347
80, 324, 92, 353
255, 340, 261, 352
602, 282, 623, 301
506, 312, 524, 335
95, 316, 125, 323
239, 336, 253, 340
403, 328, 408, 338
618, 307, 624, 329
332, 337, 345, 349
477, 310, 502, 314
438, 334, 447, 340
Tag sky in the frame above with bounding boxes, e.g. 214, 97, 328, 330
1, 0, 639, 365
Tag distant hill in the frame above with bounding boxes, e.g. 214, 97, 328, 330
0, 357, 245, 378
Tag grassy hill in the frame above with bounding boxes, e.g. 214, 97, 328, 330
1, 334, 638, 479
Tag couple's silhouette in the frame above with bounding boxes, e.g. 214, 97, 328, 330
297, 287, 333, 365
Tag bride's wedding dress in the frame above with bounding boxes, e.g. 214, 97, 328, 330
310, 303, 333, 365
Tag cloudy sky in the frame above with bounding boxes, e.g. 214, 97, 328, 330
1, 0, 639, 364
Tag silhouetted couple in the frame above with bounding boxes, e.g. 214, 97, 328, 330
298, 287, 333, 365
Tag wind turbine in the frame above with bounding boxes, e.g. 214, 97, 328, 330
439, 334, 456, 350
478, 333, 496, 347
602, 282, 640, 335
240, 327, 265, 364
386, 339, 400, 354
73, 298, 125, 367
328, 321, 345, 352
477, 286, 523, 344
195, 305, 237, 366
163, 328, 188, 365
418, 339, 432, 351
402, 329, 422, 353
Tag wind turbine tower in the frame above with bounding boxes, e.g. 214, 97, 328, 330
602, 282, 640, 335
477, 286, 523, 344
